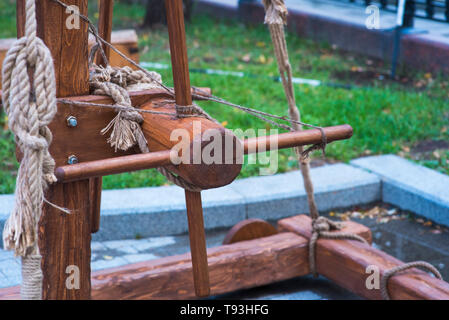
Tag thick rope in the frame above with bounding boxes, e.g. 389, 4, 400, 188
262, 0, 322, 220
261, 0, 369, 277
381, 261, 443, 300
90, 65, 204, 192
2, 0, 58, 300
309, 217, 368, 277
21, 255, 43, 300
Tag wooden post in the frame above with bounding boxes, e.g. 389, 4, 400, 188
96, 0, 114, 67
165, 0, 210, 297
16, 0, 92, 299
90, 0, 115, 233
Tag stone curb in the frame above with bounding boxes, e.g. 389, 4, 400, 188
351, 155, 449, 227
0, 162, 381, 243
1, 155, 448, 243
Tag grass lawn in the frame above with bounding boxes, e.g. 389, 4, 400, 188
1, 1, 448, 194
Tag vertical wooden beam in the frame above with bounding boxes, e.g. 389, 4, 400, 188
89, 177, 102, 234
16, 0, 92, 299
91, 0, 115, 233
96, 0, 114, 67
165, 0, 192, 106
165, 0, 210, 297
184, 190, 210, 297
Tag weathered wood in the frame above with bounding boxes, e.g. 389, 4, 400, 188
140, 100, 242, 190
15, 88, 209, 167
0, 30, 140, 91
223, 219, 278, 245
184, 190, 210, 297
165, 0, 192, 108
0, 215, 372, 300
18, 0, 93, 300
96, 0, 114, 67
0, 233, 308, 300
278, 215, 449, 300
55, 150, 173, 182
92, 232, 308, 299
89, 177, 102, 234
103, 30, 140, 69
244, 125, 353, 154
165, 0, 211, 297
54, 123, 352, 182
39, 180, 92, 299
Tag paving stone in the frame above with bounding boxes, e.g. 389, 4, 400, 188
122, 253, 159, 264
230, 164, 380, 220
351, 155, 449, 227
0, 259, 21, 277
102, 239, 140, 254
0, 250, 14, 262
91, 241, 107, 251
91, 257, 129, 271
132, 237, 176, 252
0, 274, 21, 288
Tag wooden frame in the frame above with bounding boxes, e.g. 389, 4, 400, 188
3, 0, 448, 301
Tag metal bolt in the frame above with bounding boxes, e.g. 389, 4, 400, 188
66, 116, 78, 127
67, 155, 78, 165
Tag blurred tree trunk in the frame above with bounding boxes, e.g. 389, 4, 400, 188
143, 0, 194, 27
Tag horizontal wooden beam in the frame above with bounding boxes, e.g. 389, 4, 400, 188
278, 215, 449, 300
55, 150, 174, 182
93, 232, 307, 299
244, 124, 352, 154
54, 124, 353, 182
0, 217, 370, 300
13, 88, 211, 167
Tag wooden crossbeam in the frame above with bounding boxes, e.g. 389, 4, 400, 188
278, 215, 449, 300
2, 214, 447, 300
0, 215, 370, 300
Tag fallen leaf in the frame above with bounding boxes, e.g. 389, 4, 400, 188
379, 218, 389, 224
257, 54, 267, 64
241, 53, 251, 63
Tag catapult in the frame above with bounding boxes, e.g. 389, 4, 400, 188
0, 0, 449, 300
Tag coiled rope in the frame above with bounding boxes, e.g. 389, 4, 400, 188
1, 0, 58, 300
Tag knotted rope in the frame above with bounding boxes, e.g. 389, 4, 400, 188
89, 65, 206, 192
262, 0, 323, 220
261, 0, 370, 278
309, 217, 368, 277
380, 261, 443, 300
1, 0, 58, 300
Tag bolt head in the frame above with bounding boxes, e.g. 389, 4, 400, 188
66, 116, 78, 127
68, 155, 78, 165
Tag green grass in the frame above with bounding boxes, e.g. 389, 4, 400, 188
1, 1, 448, 193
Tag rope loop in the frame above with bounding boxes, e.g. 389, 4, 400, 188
309, 217, 368, 277
381, 261, 443, 300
